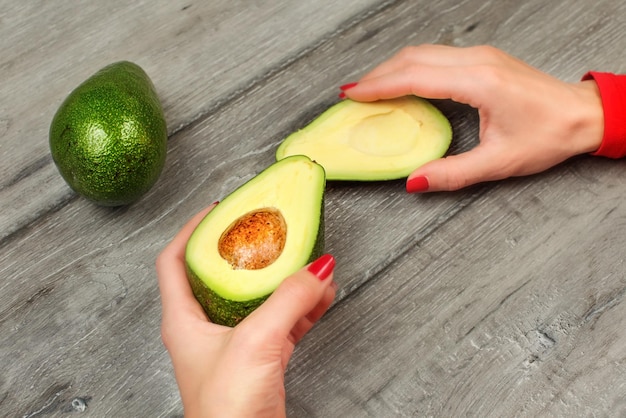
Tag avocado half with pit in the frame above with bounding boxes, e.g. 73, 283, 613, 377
185, 155, 326, 327
276, 97, 452, 181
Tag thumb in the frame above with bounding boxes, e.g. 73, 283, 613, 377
407, 145, 511, 192
243, 254, 336, 337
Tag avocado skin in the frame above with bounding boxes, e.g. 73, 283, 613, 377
188, 202, 325, 327
186, 267, 269, 327
49, 61, 167, 206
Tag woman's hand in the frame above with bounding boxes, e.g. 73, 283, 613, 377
156, 204, 336, 418
340, 44, 604, 192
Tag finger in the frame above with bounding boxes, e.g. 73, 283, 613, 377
306, 283, 337, 325
289, 283, 337, 344
244, 255, 336, 338
345, 45, 524, 104
345, 64, 481, 106
407, 145, 513, 192
360, 44, 480, 81
157, 204, 216, 319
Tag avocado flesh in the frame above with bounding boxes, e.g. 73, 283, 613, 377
185, 155, 326, 327
49, 61, 167, 206
276, 97, 452, 181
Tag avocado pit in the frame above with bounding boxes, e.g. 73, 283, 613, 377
218, 208, 287, 270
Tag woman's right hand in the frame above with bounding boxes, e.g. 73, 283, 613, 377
340, 44, 605, 192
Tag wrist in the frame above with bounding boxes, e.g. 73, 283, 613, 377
570, 79, 604, 155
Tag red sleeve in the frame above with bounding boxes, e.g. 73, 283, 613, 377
582, 71, 626, 158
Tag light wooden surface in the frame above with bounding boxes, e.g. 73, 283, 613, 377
2, 1, 626, 416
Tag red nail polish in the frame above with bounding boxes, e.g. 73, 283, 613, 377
338, 92, 346, 99
339, 82, 358, 91
307, 254, 335, 281
406, 176, 429, 193
212, 201, 220, 205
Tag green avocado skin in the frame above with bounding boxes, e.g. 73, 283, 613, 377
49, 61, 167, 206
186, 267, 270, 328
188, 204, 325, 327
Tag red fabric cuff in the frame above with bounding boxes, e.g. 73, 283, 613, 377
582, 71, 626, 158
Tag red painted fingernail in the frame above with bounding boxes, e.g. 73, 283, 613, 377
307, 254, 335, 281
339, 82, 358, 91
406, 176, 429, 193
338, 92, 346, 99
212, 201, 220, 205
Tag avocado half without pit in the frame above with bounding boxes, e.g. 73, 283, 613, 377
185, 155, 326, 327
276, 97, 452, 181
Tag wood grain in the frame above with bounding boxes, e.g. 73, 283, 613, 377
0, 0, 388, 241
2, 0, 626, 416
286, 158, 626, 416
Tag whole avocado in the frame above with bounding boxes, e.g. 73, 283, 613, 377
49, 61, 167, 206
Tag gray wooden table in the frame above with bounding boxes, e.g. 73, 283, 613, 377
3, 1, 626, 416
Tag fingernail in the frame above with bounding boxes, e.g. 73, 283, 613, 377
307, 254, 335, 281
338, 92, 346, 99
406, 176, 429, 193
339, 82, 358, 91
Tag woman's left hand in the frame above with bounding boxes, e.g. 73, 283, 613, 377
156, 204, 337, 418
